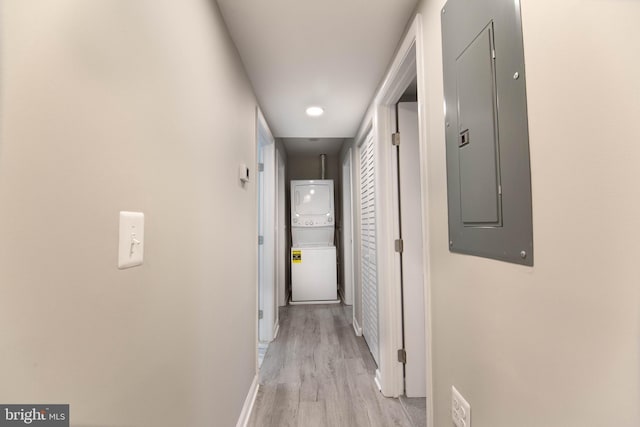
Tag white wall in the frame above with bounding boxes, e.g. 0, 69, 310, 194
0, 1, 259, 426
412, 0, 640, 425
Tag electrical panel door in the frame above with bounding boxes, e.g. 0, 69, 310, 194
442, 0, 533, 265
456, 24, 502, 226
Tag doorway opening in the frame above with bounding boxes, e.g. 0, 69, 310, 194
393, 80, 427, 426
365, 15, 432, 427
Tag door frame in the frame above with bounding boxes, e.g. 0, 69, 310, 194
257, 108, 279, 344
341, 148, 355, 306
368, 14, 434, 426
276, 146, 287, 307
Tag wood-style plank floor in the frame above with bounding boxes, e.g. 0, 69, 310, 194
248, 304, 413, 427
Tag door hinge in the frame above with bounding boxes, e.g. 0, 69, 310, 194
258, 310, 263, 320
258, 235, 264, 245
258, 163, 264, 172
394, 239, 404, 253
398, 348, 407, 364
392, 132, 400, 146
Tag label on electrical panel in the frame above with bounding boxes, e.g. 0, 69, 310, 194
292, 250, 302, 263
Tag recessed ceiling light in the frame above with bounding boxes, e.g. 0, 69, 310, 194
306, 106, 324, 117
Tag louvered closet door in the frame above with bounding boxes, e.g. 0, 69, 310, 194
360, 131, 379, 366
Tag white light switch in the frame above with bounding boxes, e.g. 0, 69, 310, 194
118, 211, 144, 269
239, 164, 250, 183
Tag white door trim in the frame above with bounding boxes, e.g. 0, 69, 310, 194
276, 147, 287, 307
257, 107, 278, 344
360, 14, 434, 426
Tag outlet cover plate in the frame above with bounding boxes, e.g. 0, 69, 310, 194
452, 386, 471, 427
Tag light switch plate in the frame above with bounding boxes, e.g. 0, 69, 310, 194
118, 211, 144, 269
239, 163, 250, 183
452, 386, 471, 427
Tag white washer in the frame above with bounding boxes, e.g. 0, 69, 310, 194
291, 246, 337, 302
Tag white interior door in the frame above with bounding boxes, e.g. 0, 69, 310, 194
360, 130, 380, 366
341, 149, 354, 305
397, 102, 426, 397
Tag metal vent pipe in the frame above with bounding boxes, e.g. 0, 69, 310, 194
320, 154, 327, 179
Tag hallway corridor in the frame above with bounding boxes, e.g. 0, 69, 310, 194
248, 305, 414, 427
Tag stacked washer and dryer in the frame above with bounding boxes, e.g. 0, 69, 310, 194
290, 179, 339, 303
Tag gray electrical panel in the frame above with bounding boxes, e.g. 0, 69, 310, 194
441, 0, 533, 266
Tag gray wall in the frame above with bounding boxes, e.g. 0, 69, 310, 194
0, 2, 259, 426
412, 0, 640, 425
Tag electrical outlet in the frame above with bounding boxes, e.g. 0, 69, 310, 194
452, 386, 471, 427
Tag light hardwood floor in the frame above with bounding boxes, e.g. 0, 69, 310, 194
248, 304, 413, 427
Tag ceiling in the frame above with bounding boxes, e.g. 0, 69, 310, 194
216, 0, 418, 144
281, 138, 346, 156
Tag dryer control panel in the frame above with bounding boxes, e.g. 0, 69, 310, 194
292, 214, 333, 227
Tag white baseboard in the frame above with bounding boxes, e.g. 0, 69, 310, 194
236, 374, 259, 427
353, 318, 363, 336
272, 322, 280, 340
374, 369, 382, 392
289, 299, 341, 305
